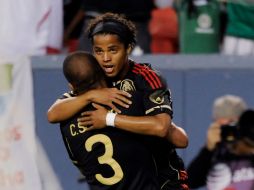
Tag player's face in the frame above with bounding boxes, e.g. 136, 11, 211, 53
92, 34, 130, 78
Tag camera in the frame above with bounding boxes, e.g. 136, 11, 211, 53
220, 124, 238, 142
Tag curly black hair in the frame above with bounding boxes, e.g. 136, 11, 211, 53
85, 12, 137, 49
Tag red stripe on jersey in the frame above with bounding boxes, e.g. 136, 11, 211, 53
133, 69, 156, 89
133, 64, 162, 89
149, 69, 162, 88
135, 64, 162, 88
133, 66, 158, 89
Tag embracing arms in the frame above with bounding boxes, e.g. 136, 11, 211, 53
47, 88, 188, 148
47, 88, 131, 123
80, 103, 188, 148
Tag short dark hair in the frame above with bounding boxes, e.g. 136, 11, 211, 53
86, 12, 137, 49
63, 51, 105, 94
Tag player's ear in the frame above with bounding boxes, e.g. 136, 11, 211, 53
127, 44, 132, 55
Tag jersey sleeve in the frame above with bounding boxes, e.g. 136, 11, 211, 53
144, 87, 173, 117
136, 64, 173, 117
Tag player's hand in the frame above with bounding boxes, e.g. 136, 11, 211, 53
78, 103, 108, 131
89, 88, 132, 113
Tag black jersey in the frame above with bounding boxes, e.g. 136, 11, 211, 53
109, 60, 189, 190
60, 93, 159, 190
107, 61, 172, 117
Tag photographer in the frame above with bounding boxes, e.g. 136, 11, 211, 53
207, 109, 254, 189
187, 95, 247, 188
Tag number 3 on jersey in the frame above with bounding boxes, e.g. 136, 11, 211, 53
85, 134, 124, 185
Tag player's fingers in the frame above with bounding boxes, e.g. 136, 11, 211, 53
86, 126, 95, 132
111, 88, 131, 100
108, 103, 121, 114
81, 111, 92, 116
117, 90, 132, 98
115, 95, 132, 105
79, 120, 93, 126
92, 103, 104, 109
112, 98, 130, 108
78, 115, 91, 122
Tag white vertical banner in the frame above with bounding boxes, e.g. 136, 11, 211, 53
0, 56, 42, 190
0, 0, 63, 56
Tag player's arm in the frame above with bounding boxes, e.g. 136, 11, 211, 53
115, 112, 171, 138
142, 90, 188, 147
82, 103, 170, 138
47, 93, 90, 123
47, 88, 132, 123
81, 104, 188, 148
83, 98, 187, 147
168, 122, 188, 148
115, 112, 189, 148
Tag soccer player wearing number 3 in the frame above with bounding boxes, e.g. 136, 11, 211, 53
59, 52, 159, 189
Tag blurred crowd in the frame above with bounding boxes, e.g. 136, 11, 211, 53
1, 0, 253, 56
62, 0, 254, 56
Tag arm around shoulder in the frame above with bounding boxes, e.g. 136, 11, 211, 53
47, 88, 132, 123
47, 92, 93, 123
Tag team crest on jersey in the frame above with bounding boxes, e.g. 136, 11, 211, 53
120, 79, 136, 92
149, 90, 165, 104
